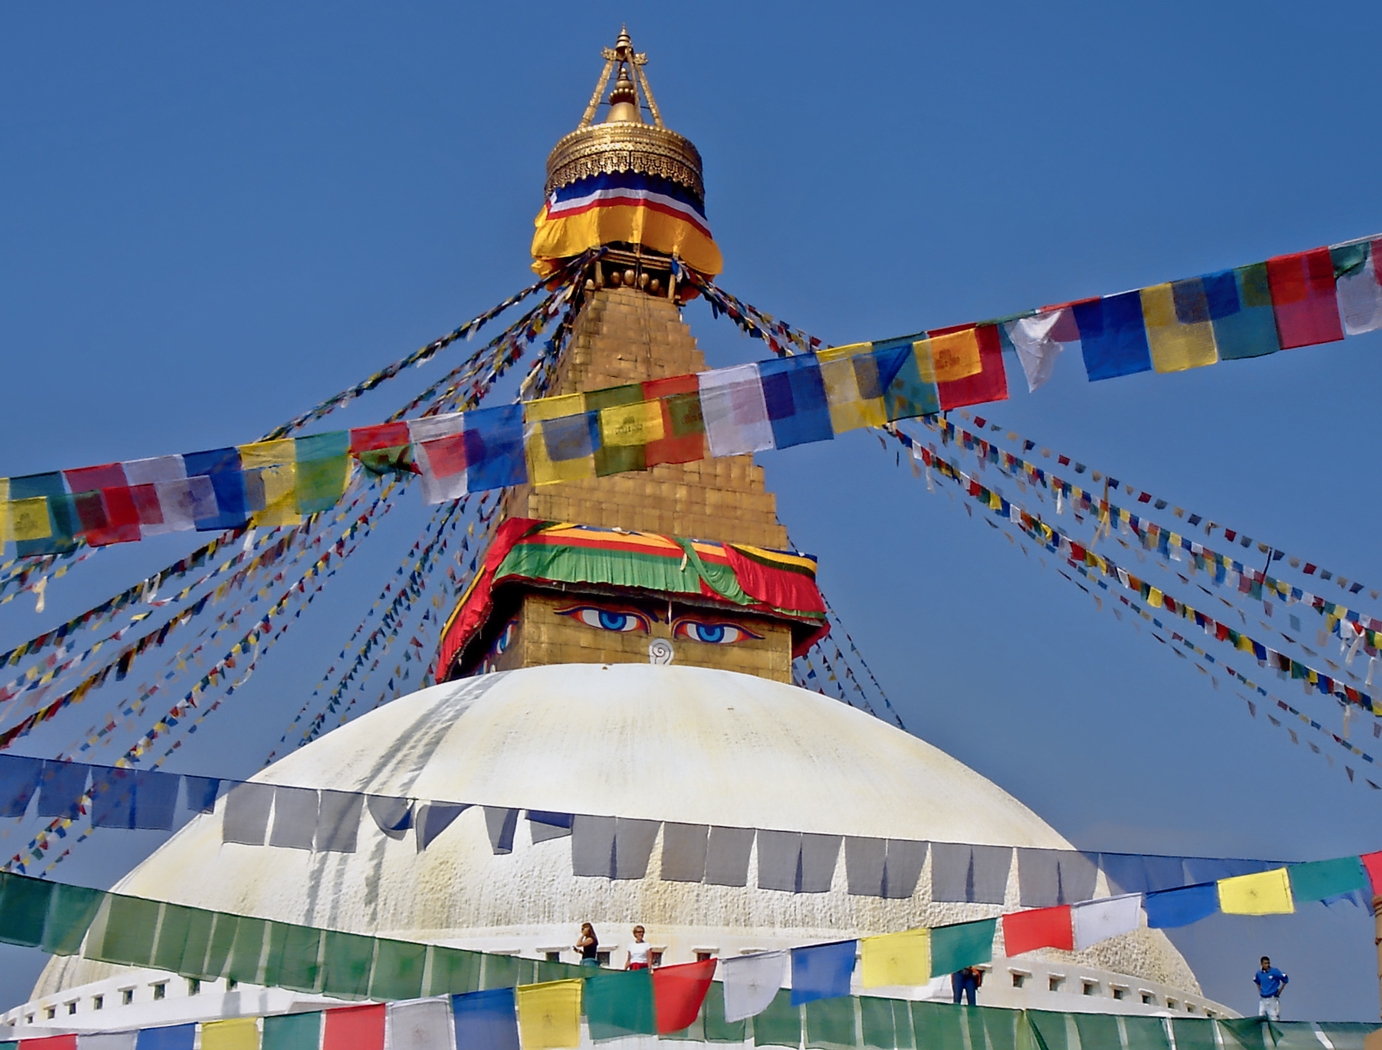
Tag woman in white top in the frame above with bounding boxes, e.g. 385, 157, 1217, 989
626, 926, 653, 970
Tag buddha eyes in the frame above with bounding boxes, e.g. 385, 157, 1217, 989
672, 620, 760, 645
558, 607, 650, 633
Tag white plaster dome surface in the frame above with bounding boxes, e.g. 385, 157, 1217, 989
35, 664, 1200, 999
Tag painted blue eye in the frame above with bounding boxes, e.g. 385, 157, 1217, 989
557, 606, 649, 633
672, 620, 760, 644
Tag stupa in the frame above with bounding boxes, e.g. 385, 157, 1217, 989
11, 28, 1230, 1036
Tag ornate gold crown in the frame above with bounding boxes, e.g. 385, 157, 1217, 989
543, 28, 704, 201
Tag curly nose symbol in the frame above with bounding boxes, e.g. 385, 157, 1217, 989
648, 639, 674, 665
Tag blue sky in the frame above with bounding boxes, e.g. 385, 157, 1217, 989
2, 0, 1381, 1022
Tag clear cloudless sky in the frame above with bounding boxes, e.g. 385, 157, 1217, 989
2, 0, 1381, 1023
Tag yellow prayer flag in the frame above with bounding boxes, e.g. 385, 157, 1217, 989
1218, 868, 1295, 915
599, 400, 665, 447
1142, 282, 1218, 373
201, 1018, 260, 1050
916, 328, 983, 383
516, 979, 583, 1050
238, 439, 297, 469
241, 440, 301, 526
1147, 587, 1164, 608
860, 928, 930, 988
10, 497, 52, 542
0, 478, 9, 544
524, 394, 595, 486
817, 343, 888, 433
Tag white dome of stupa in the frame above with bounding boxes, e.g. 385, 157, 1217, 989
32, 664, 1207, 1015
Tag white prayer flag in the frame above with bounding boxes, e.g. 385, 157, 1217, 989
409, 413, 469, 503
1006, 310, 1068, 393
698, 364, 774, 457
722, 950, 789, 1022
1336, 244, 1382, 335
387, 997, 453, 1050
1071, 894, 1143, 950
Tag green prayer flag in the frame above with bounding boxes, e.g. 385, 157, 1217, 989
1121, 1015, 1172, 1050
482, 953, 521, 989
910, 1001, 968, 1050
1288, 856, 1368, 903
264, 922, 322, 993
928, 918, 995, 978
1314, 1023, 1382, 1050
860, 997, 898, 1050
426, 947, 483, 997
227, 916, 268, 985
96, 894, 161, 966
537, 959, 581, 982
41, 882, 105, 956
702, 983, 745, 1044
152, 904, 198, 973
369, 938, 427, 1001
1170, 1018, 1219, 1050
753, 988, 802, 1049
0, 1039, 18, 1050
1217, 1017, 1273, 1049
588, 384, 647, 477
0, 873, 55, 947
295, 432, 352, 514
982, 1007, 1037, 1050
321, 930, 376, 999
585, 969, 656, 1041
1073, 1013, 1121, 1050
805, 996, 858, 1050
263, 1011, 321, 1050
202, 911, 239, 980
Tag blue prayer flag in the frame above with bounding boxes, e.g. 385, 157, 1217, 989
1203, 264, 1280, 360
0, 756, 42, 818
758, 356, 834, 449
183, 776, 220, 814
1144, 883, 1219, 929
91, 768, 179, 831
1073, 292, 1153, 381
464, 404, 528, 491
37, 761, 88, 820
136, 1024, 197, 1050
789, 940, 857, 1005
453, 987, 521, 1050
183, 448, 249, 531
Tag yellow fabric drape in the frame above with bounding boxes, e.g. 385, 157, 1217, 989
1218, 868, 1295, 915
516, 979, 584, 1050
860, 928, 931, 988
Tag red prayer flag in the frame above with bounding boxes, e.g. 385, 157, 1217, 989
323, 1003, 385, 1050
1003, 905, 1073, 955
1266, 248, 1344, 349
22, 1038, 76, 1050
350, 422, 413, 454
63, 463, 142, 545
652, 958, 717, 1034
934, 324, 1009, 410
642, 374, 706, 467
1361, 851, 1382, 897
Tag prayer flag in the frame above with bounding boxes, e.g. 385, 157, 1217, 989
79, 1034, 136, 1050
240, 439, 301, 526
1002, 905, 1073, 955
613, 817, 660, 879
699, 364, 774, 456
22, 1037, 74, 1050
758, 355, 835, 449
641, 375, 706, 466
1288, 856, 1368, 903
1218, 867, 1294, 914
1333, 240, 1382, 335
524, 394, 598, 486
323, 1004, 385, 1050
804, 996, 858, 1050
1361, 851, 1382, 896
0, 873, 54, 947
464, 404, 527, 491
37, 760, 88, 819
754, 988, 801, 1049
722, 951, 787, 1023
264, 922, 322, 993
9, 473, 75, 556
653, 958, 717, 1034
1074, 292, 1153, 380
370, 938, 427, 1001
931, 324, 1007, 409
122, 456, 186, 536
789, 940, 857, 1005
585, 969, 656, 1040
1203, 264, 1280, 360
1144, 884, 1221, 928
1267, 248, 1344, 349
660, 822, 709, 882
41, 882, 105, 956
315, 790, 364, 853
263, 1012, 320, 1050
350, 422, 416, 478
223, 782, 275, 846
1070, 895, 1142, 950
201, 1019, 259, 1050
135, 1026, 195, 1050
514, 979, 582, 1050
415, 802, 467, 852
1142, 281, 1218, 373
817, 344, 889, 432
293, 431, 350, 514
859, 928, 930, 988
321, 930, 377, 999
183, 448, 249, 531
452, 989, 520, 1050
845, 837, 886, 897
387, 999, 452, 1050
927, 918, 995, 977
63, 463, 140, 545
409, 414, 470, 504
1005, 310, 1068, 393
0, 755, 42, 818
583, 384, 648, 476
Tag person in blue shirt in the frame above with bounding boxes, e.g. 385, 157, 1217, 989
1253, 956, 1288, 1020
